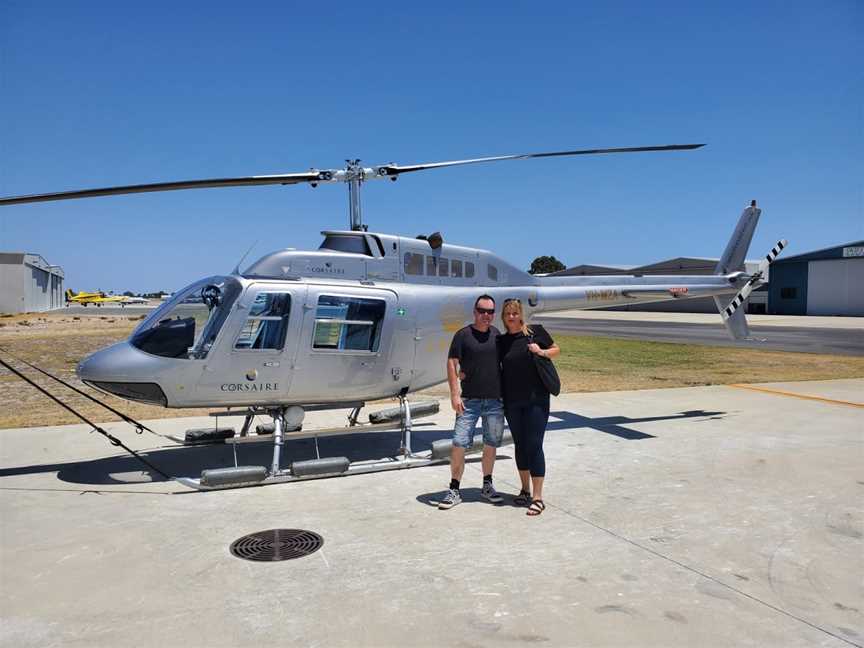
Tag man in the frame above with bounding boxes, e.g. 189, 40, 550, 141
439, 294, 504, 509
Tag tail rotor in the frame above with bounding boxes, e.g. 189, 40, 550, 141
721, 239, 788, 322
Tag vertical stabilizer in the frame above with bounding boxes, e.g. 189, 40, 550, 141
714, 201, 763, 340
716, 201, 761, 274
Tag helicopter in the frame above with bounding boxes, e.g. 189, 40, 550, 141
0, 144, 787, 489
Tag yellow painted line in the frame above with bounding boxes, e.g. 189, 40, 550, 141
728, 384, 864, 409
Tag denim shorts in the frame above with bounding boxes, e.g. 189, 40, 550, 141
453, 398, 505, 449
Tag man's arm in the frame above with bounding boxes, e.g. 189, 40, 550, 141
447, 357, 465, 415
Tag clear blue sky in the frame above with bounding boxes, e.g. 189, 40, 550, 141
1, 1, 861, 293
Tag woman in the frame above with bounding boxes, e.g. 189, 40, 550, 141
498, 298, 560, 516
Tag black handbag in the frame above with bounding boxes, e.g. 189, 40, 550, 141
530, 333, 561, 396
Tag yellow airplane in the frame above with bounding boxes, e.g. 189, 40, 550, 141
65, 290, 147, 307
65, 289, 107, 307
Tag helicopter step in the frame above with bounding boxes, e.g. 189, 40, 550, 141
431, 430, 514, 461
183, 427, 237, 445
368, 401, 439, 423
223, 419, 420, 444
180, 400, 442, 446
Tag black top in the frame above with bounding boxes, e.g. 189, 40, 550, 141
497, 324, 555, 403
448, 325, 502, 399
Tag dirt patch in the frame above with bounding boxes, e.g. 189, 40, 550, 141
0, 313, 219, 428
1, 312, 862, 429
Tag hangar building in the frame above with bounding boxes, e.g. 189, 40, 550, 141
0, 252, 65, 314
768, 241, 863, 316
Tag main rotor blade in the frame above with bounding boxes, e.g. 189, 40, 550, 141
0, 143, 705, 206
375, 143, 705, 176
0, 172, 322, 206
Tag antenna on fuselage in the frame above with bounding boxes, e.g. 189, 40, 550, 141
231, 240, 259, 275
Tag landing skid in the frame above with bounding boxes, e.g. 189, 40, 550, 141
174, 454, 448, 491
173, 397, 505, 491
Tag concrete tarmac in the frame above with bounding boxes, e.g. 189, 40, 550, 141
536, 312, 864, 356
1, 380, 862, 647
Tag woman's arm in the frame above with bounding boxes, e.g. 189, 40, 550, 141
527, 342, 560, 359
527, 325, 560, 359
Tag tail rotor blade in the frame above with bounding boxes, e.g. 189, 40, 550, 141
721, 239, 788, 321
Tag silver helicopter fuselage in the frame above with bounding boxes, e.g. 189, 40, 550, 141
77, 226, 751, 409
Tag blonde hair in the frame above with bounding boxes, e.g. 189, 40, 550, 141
502, 298, 532, 337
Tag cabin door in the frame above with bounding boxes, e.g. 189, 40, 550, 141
195, 284, 306, 405
289, 286, 411, 401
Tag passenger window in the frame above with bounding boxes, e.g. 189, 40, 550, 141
451, 259, 463, 278
439, 258, 449, 277
465, 262, 475, 278
313, 295, 386, 352
488, 264, 498, 281
234, 293, 291, 350
426, 256, 438, 276
404, 252, 424, 275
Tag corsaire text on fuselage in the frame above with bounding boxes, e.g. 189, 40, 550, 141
220, 383, 279, 392
310, 266, 346, 275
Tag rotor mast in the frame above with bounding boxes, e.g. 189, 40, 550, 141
346, 159, 366, 232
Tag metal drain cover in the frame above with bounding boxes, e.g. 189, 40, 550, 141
230, 529, 324, 562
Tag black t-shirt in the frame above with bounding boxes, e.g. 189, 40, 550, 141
497, 324, 555, 403
448, 325, 502, 399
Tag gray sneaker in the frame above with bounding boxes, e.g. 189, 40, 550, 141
481, 481, 503, 504
438, 488, 462, 510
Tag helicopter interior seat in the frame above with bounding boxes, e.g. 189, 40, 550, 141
249, 319, 286, 350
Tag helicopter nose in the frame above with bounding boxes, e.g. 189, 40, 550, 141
77, 342, 168, 406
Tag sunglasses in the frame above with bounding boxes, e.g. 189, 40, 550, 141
503, 298, 521, 305
475, 307, 495, 315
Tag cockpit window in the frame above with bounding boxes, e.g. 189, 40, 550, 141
234, 292, 291, 350
130, 276, 241, 359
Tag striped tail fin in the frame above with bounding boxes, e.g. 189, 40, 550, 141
721, 239, 787, 322
716, 238, 788, 339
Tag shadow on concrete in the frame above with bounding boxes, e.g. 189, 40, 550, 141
0, 409, 724, 489
0, 428, 454, 488
547, 409, 725, 440
416, 485, 524, 509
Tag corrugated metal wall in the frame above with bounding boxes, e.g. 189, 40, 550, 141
0, 254, 65, 314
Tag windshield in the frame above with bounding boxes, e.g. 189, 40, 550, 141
131, 276, 242, 359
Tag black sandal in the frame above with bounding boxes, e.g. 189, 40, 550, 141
513, 490, 531, 506
527, 499, 545, 516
